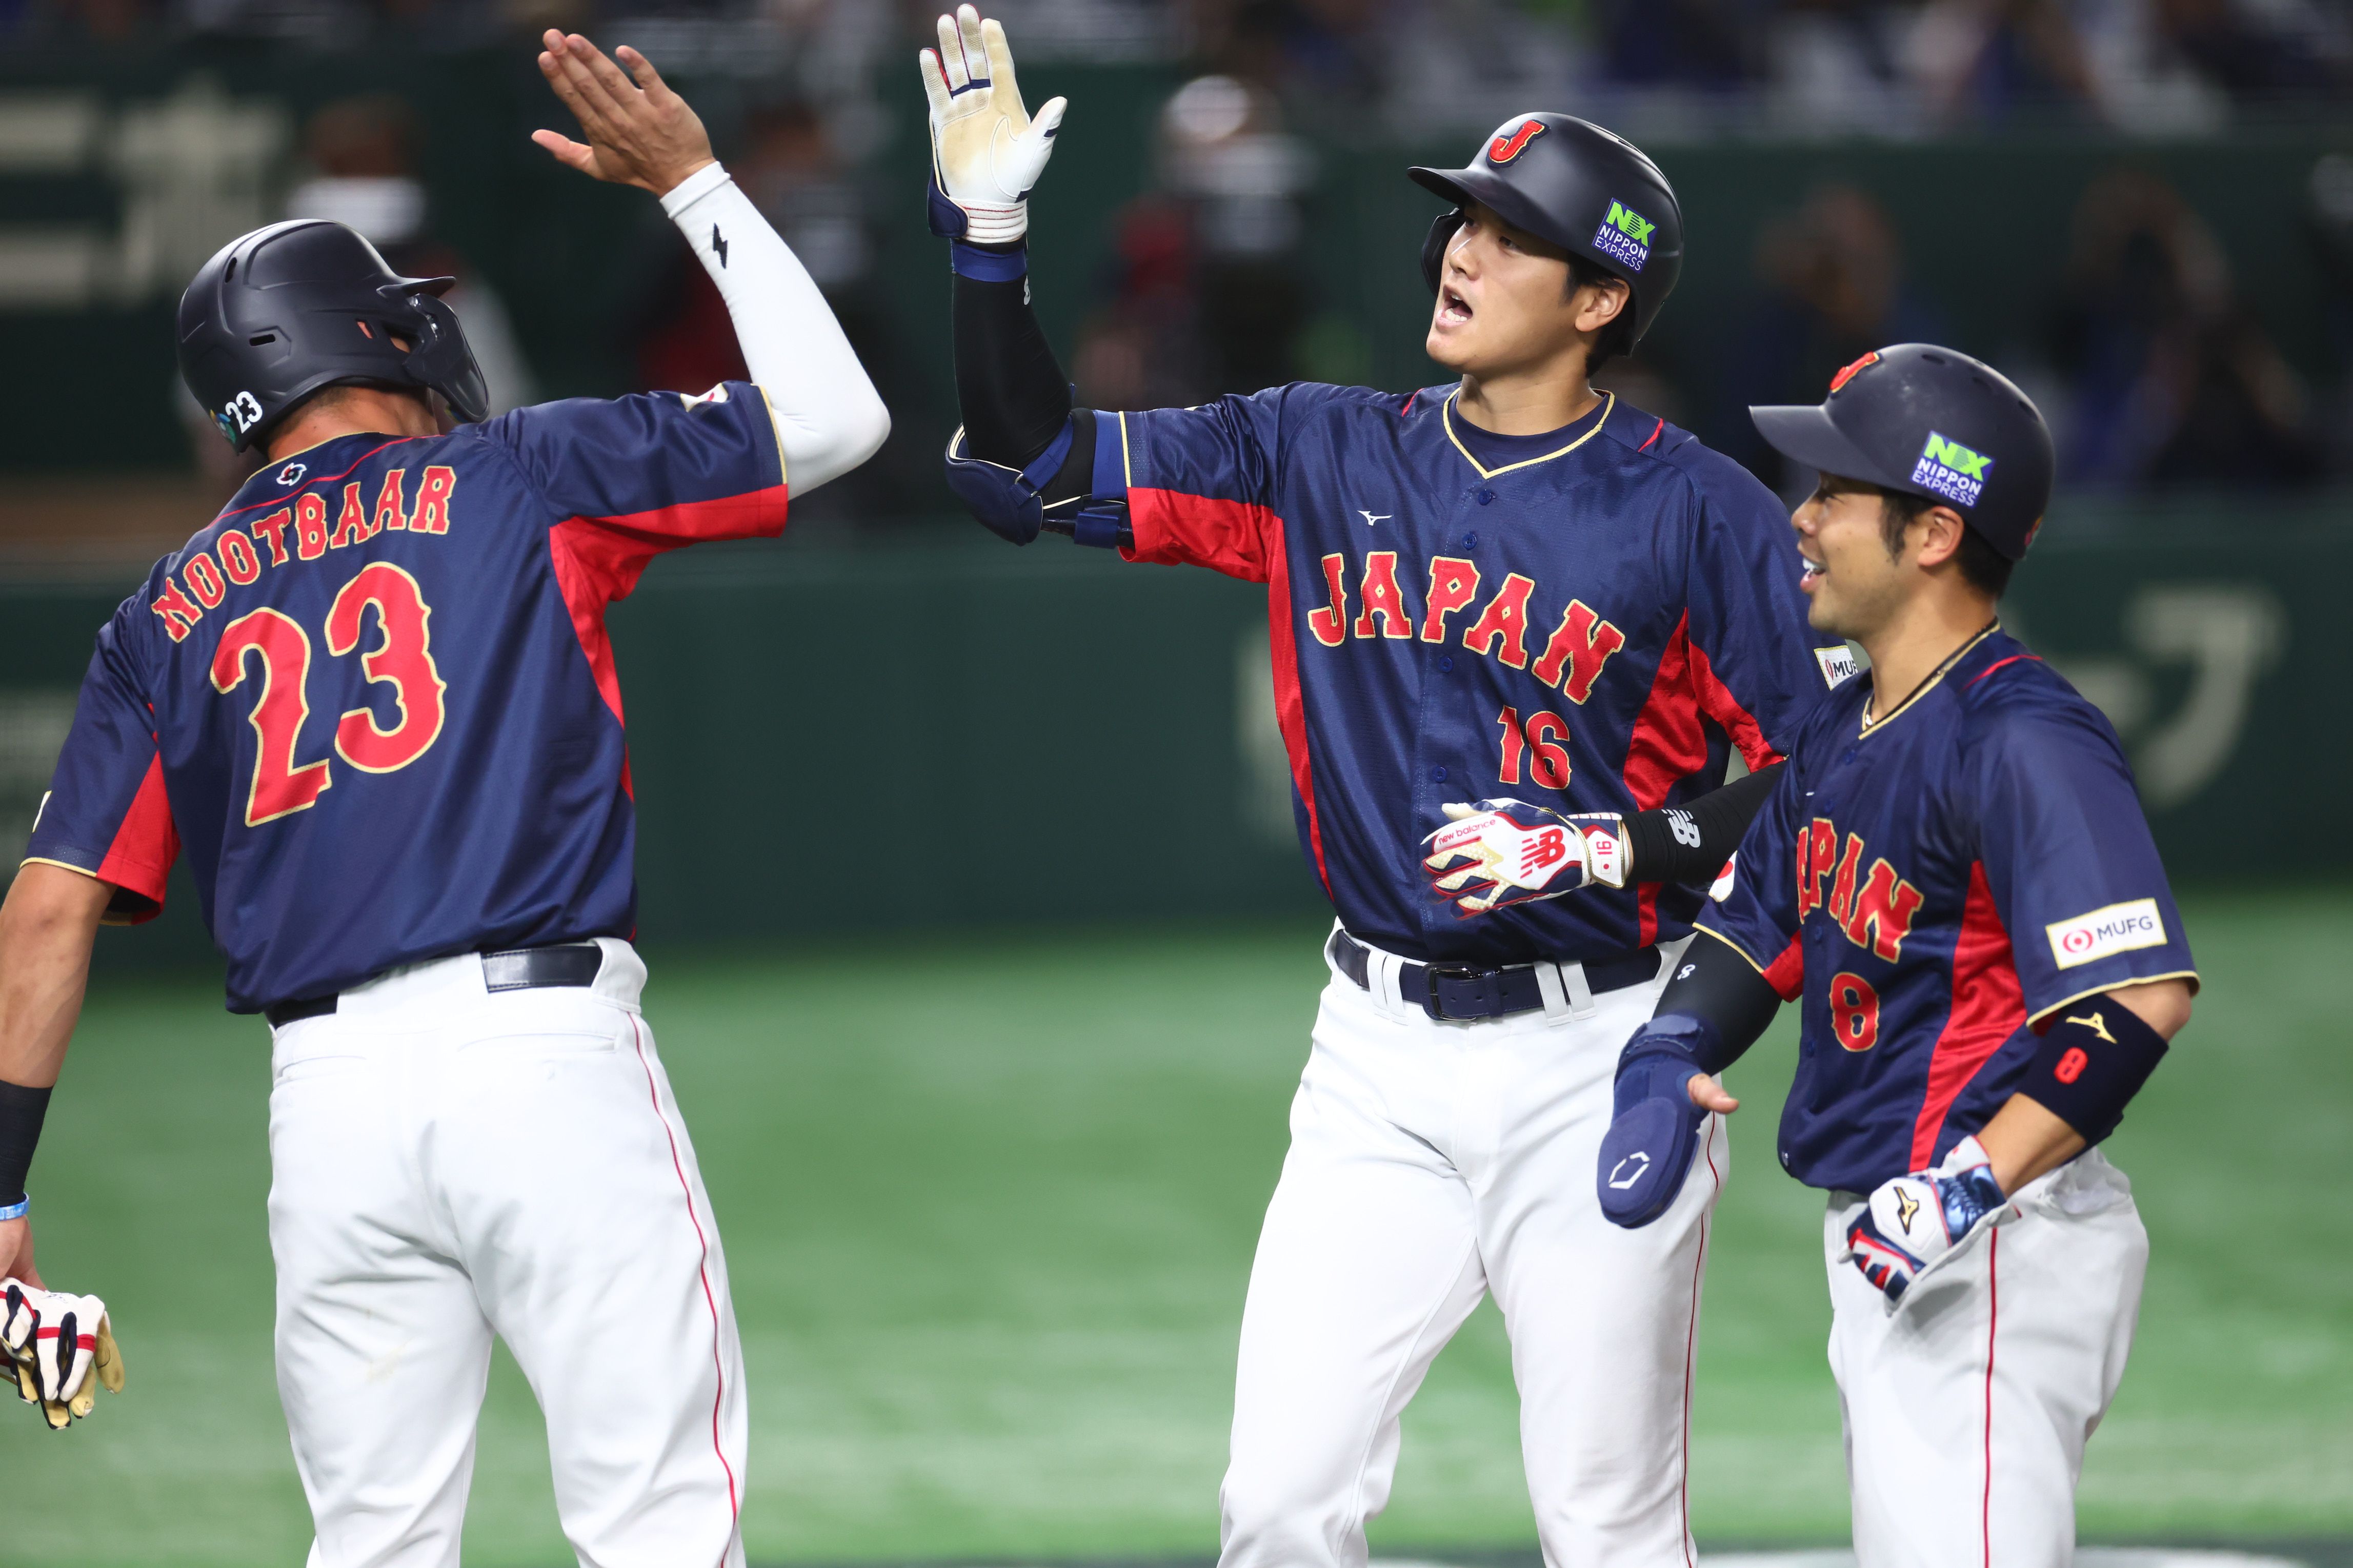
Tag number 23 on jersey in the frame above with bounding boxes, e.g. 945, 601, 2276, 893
209, 563, 449, 826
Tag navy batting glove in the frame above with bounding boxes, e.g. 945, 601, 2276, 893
1596, 1014, 1720, 1228
1844, 1136, 2007, 1304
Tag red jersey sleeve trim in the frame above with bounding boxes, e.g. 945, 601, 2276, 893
1910, 861, 2028, 1168
1623, 613, 1714, 944
1120, 488, 1276, 584
91, 754, 179, 912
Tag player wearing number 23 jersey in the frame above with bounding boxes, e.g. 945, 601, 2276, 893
28, 390, 784, 1015
6, 39, 891, 1563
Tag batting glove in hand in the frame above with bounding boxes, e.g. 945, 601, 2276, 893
1423, 800, 1627, 917
1844, 1136, 2007, 1305
918, 5, 1065, 245
3, 1279, 125, 1429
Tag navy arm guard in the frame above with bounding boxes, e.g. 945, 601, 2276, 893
942, 419, 1130, 548
1596, 1014, 1724, 1228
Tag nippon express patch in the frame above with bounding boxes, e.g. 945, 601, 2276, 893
1911, 431, 1993, 506
1591, 200, 1654, 272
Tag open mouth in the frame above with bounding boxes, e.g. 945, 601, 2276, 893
1438, 286, 1473, 325
1799, 549, 1826, 588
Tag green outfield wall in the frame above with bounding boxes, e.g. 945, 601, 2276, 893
4, 500, 2343, 974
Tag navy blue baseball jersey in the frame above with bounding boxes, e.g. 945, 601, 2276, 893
1092, 381, 1842, 964
1698, 626, 2197, 1193
25, 385, 787, 1013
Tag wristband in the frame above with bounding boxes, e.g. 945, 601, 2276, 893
0, 1196, 24, 1222
2020, 994, 2168, 1144
0, 1080, 52, 1209
950, 240, 1028, 282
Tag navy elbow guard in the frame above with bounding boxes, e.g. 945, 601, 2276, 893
1597, 1014, 1724, 1229
943, 421, 1129, 549
2019, 995, 2169, 1144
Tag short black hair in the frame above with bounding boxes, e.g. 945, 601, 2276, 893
1877, 488, 2015, 599
1564, 253, 1633, 371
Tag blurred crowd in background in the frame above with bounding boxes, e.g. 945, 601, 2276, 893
4, 0, 2352, 530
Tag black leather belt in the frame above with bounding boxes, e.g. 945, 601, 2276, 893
263, 943, 606, 1028
1326, 928, 1662, 1022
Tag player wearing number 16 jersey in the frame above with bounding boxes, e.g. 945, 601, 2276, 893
1, 33, 886, 1568
919, 9, 1847, 1563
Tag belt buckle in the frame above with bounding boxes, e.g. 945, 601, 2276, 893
1422, 962, 1502, 1021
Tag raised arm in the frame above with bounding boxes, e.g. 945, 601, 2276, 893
534, 32, 890, 497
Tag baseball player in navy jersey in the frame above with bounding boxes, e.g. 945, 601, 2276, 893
918, 9, 1855, 1562
0, 33, 884, 1565
1598, 344, 2196, 1565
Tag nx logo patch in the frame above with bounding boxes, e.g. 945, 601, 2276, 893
1912, 431, 1993, 507
2047, 899, 2166, 969
1488, 120, 1546, 164
1591, 200, 1655, 273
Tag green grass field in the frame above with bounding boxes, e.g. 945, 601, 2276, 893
7, 888, 2349, 1566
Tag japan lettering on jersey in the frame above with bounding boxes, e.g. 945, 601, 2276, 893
25, 385, 788, 1013
1698, 626, 2197, 1193
1091, 381, 1838, 965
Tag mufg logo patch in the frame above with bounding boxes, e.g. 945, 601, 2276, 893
1912, 431, 1993, 506
1591, 200, 1654, 273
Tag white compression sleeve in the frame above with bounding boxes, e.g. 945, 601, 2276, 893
660, 162, 890, 498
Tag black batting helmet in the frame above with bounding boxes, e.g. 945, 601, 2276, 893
1410, 113, 1685, 349
177, 219, 489, 454
1749, 343, 2056, 560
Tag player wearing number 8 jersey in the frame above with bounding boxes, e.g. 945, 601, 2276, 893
0, 32, 885, 1566
919, 8, 1845, 1562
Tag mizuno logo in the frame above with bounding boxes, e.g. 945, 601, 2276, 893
712, 225, 729, 267
1489, 120, 1545, 163
1894, 1187, 1920, 1233
2067, 1010, 2116, 1044
1357, 510, 1391, 527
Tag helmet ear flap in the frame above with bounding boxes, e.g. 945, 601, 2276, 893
1422, 210, 1466, 294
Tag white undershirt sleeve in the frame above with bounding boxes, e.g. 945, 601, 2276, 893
659, 161, 890, 499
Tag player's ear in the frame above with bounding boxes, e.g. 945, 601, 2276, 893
1573, 277, 1629, 335
1914, 506, 1969, 572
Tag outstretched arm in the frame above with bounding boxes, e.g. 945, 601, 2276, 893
0, 865, 114, 1287
534, 32, 890, 497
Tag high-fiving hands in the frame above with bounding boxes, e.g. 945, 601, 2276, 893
919, 5, 1067, 244
532, 31, 715, 197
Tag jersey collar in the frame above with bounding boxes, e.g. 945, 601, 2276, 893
1857, 621, 2003, 738
1442, 389, 1614, 480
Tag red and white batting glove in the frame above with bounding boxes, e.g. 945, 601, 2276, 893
2, 1278, 124, 1429
1422, 800, 1628, 916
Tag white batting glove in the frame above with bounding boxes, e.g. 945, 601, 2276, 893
1422, 800, 1628, 916
3, 1279, 124, 1429
917, 5, 1066, 245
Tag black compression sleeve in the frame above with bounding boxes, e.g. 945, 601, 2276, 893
0, 1080, 53, 1205
952, 258, 1071, 464
1625, 762, 1784, 885
1654, 934, 1784, 1074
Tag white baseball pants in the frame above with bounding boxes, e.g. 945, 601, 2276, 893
265, 939, 748, 1568
1219, 931, 1721, 1568
1825, 1150, 2147, 1568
